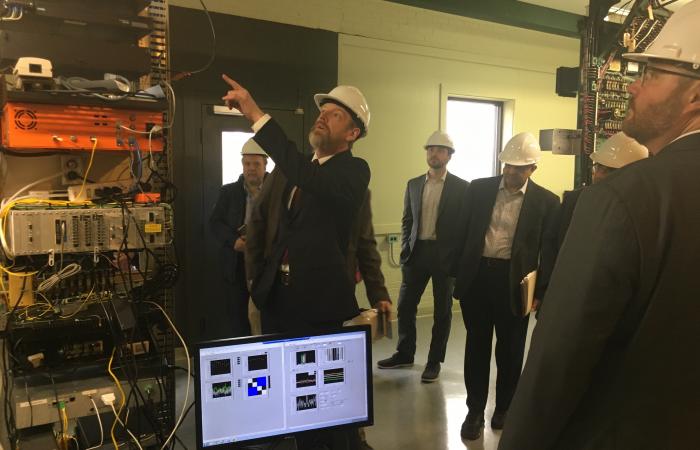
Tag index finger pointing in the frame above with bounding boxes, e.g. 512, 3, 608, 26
222, 74, 242, 89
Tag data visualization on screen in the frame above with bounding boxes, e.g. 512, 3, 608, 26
195, 328, 371, 448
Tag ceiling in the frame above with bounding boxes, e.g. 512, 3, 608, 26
385, 0, 693, 39
518, 0, 694, 15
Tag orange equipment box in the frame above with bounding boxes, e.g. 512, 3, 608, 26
2, 102, 164, 151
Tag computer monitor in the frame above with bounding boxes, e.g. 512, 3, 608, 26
194, 325, 373, 448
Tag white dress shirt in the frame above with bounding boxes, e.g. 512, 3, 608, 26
418, 171, 447, 240
482, 178, 529, 259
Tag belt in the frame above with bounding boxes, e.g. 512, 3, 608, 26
481, 257, 510, 267
280, 264, 290, 286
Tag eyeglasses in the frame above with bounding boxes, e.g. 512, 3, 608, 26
632, 64, 700, 86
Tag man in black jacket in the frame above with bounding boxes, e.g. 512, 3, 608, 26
500, 2, 700, 449
377, 131, 469, 383
453, 132, 559, 440
223, 76, 371, 450
209, 138, 268, 337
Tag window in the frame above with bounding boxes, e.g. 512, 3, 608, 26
221, 131, 275, 185
445, 97, 503, 181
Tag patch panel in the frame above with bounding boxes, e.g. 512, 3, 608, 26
5, 205, 172, 256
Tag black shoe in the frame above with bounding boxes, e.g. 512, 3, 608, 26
460, 412, 484, 441
377, 353, 414, 369
421, 362, 440, 383
491, 410, 507, 430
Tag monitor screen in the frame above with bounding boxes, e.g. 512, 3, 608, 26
194, 326, 373, 448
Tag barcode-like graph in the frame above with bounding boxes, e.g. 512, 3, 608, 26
212, 381, 232, 399
295, 371, 317, 388
326, 347, 343, 361
210, 359, 231, 376
323, 368, 344, 384
296, 394, 317, 411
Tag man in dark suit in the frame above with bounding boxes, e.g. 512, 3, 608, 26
557, 132, 647, 248
222, 77, 370, 329
223, 76, 370, 450
453, 132, 559, 440
500, 3, 700, 448
209, 138, 268, 337
377, 131, 468, 383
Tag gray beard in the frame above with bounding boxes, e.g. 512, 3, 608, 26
308, 130, 326, 149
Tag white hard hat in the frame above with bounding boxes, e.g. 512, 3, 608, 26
241, 138, 268, 157
623, 0, 700, 69
424, 130, 455, 152
314, 85, 370, 137
499, 132, 541, 166
591, 132, 648, 169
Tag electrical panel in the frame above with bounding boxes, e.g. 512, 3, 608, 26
576, 1, 672, 186
596, 71, 630, 136
582, 66, 632, 153
5, 205, 172, 256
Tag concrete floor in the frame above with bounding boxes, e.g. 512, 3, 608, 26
175, 311, 535, 450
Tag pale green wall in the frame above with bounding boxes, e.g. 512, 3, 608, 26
342, 34, 578, 233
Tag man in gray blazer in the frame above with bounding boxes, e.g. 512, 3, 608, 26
378, 131, 469, 383
453, 132, 559, 440
500, 2, 700, 449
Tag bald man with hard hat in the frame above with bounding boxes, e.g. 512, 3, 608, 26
557, 132, 648, 247
453, 132, 560, 440
500, 1, 700, 448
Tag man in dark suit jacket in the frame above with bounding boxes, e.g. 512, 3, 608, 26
377, 131, 468, 383
209, 139, 268, 337
453, 132, 559, 440
223, 76, 370, 331
500, 4, 700, 448
223, 76, 371, 450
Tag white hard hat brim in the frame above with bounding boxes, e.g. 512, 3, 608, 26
313, 93, 356, 118
499, 158, 539, 166
313, 93, 367, 136
621, 52, 691, 65
313, 93, 333, 110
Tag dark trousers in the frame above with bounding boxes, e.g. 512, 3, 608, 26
459, 258, 529, 414
260, 279, 344, 335
227, 279, 252, 337
259, 280, 361, 450
396, 240, 455, 363
202, 276, 250, 341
